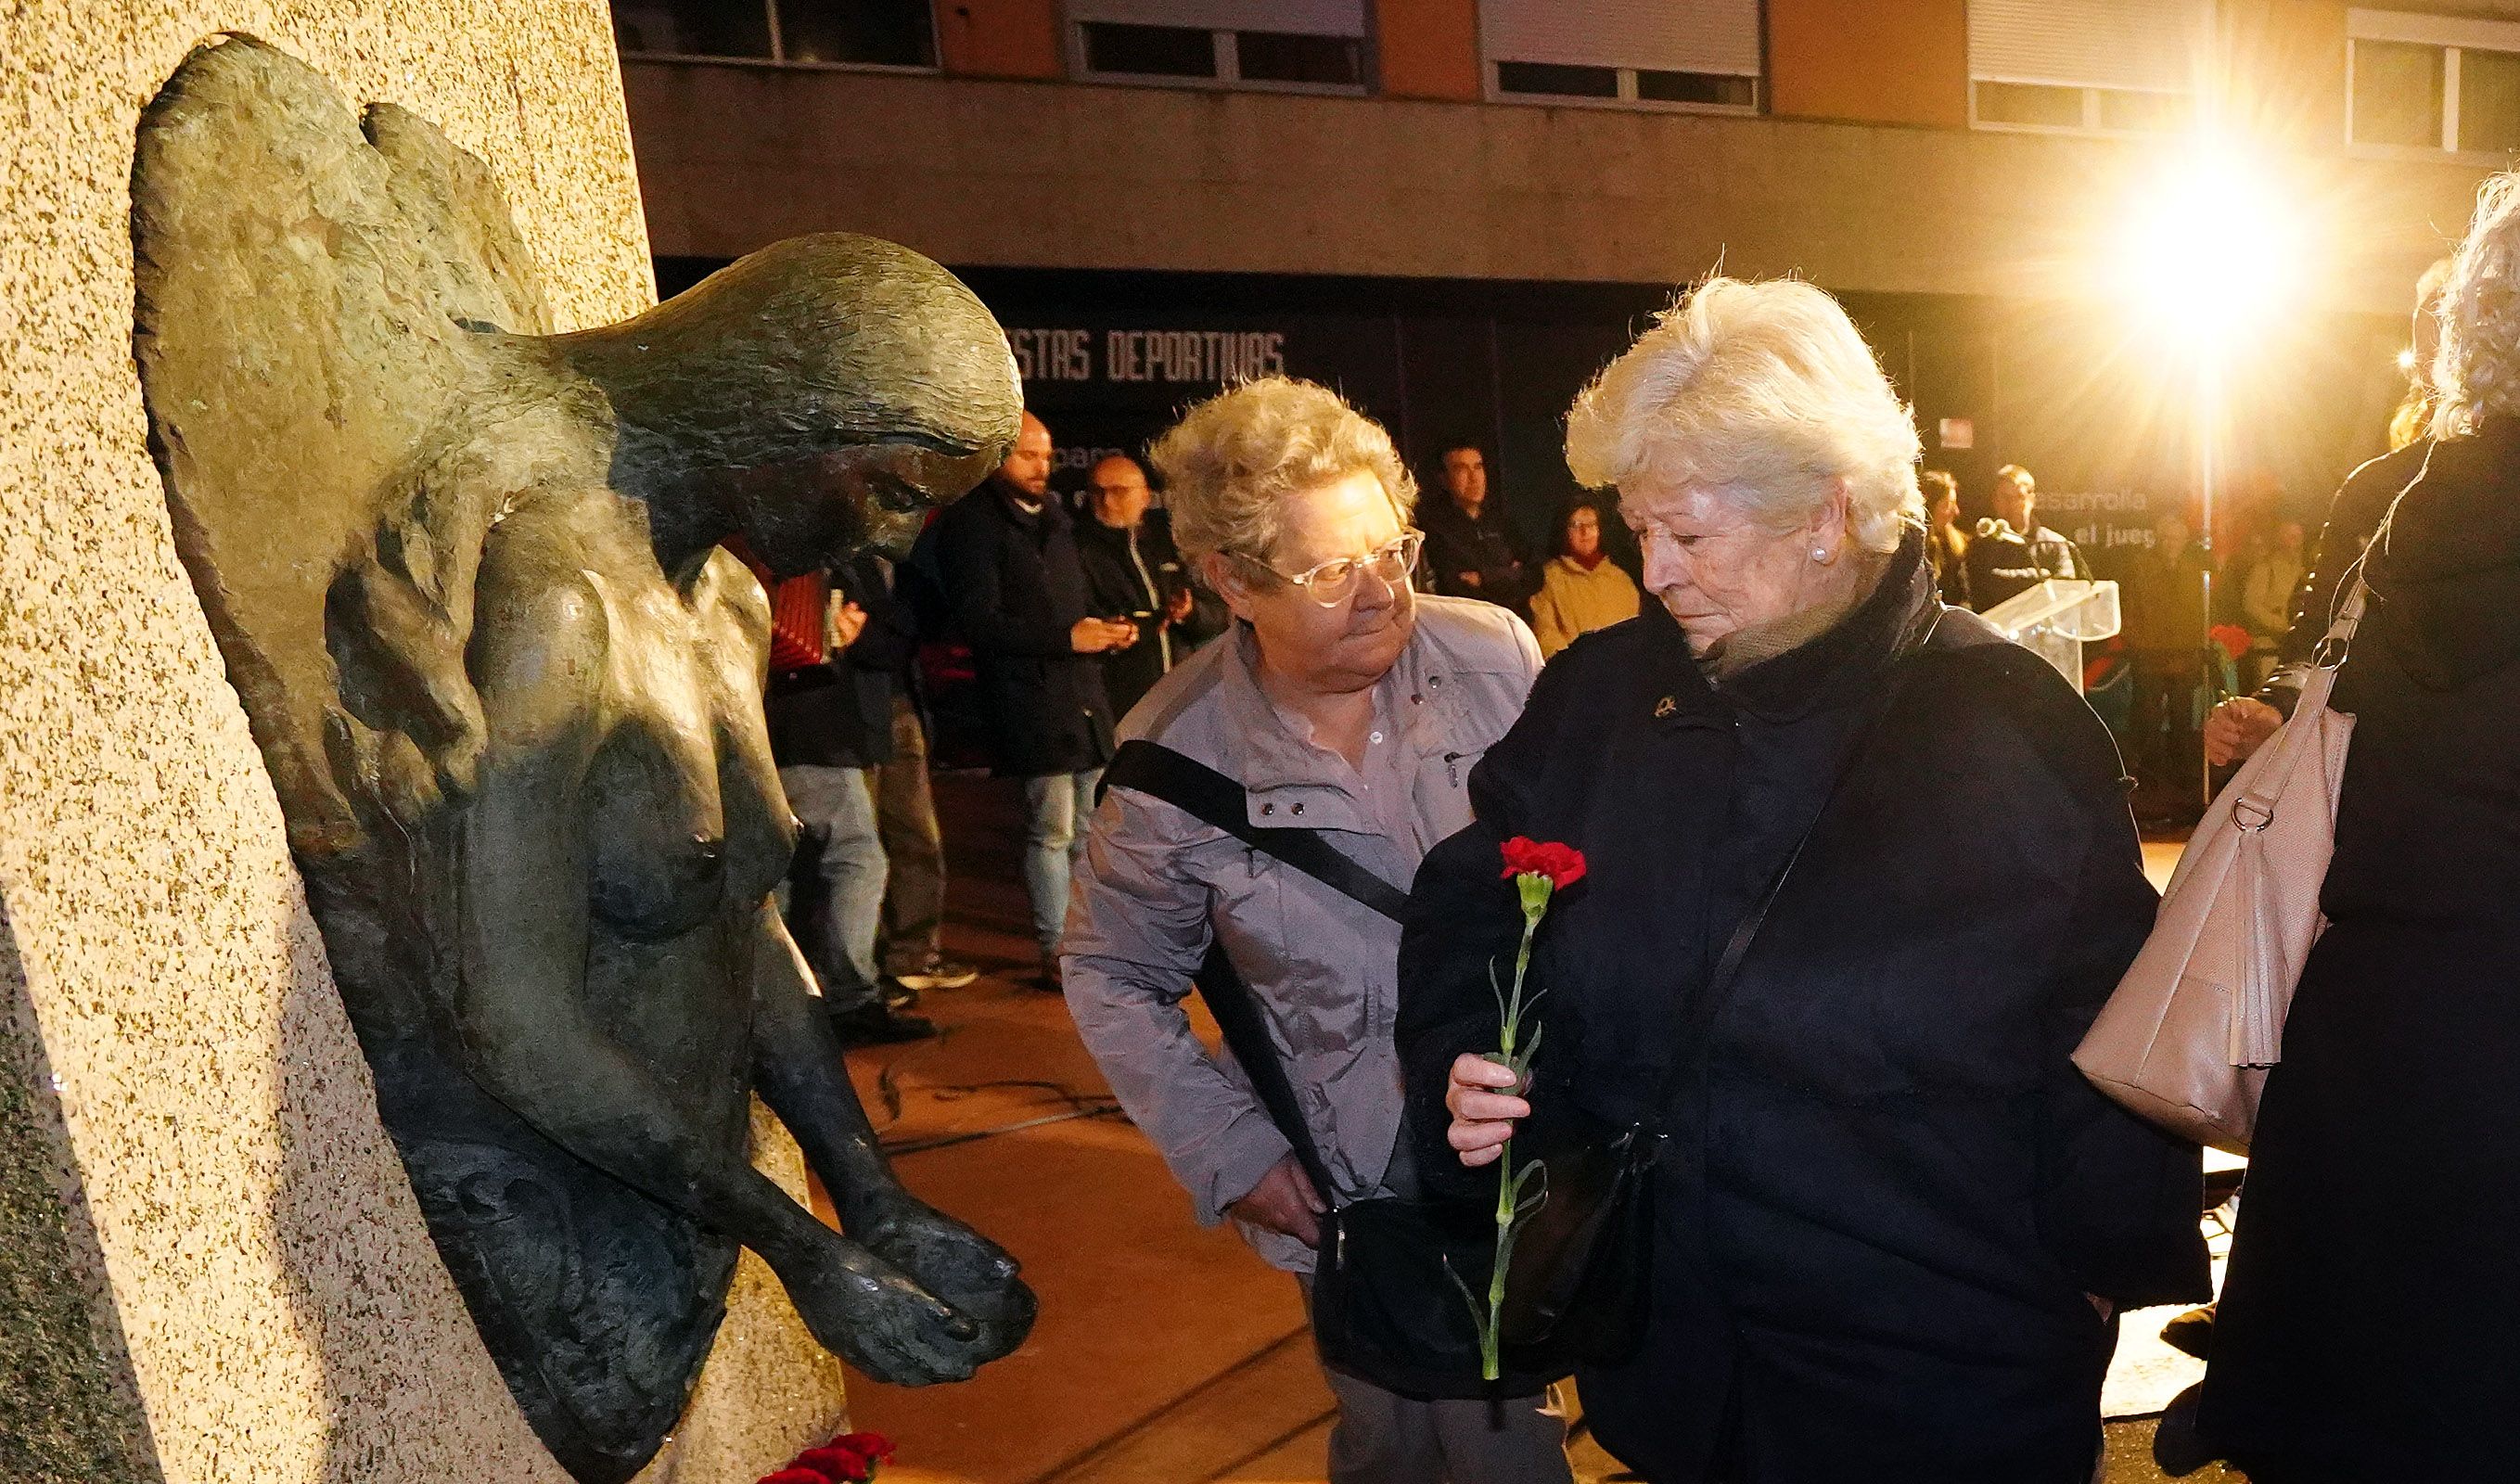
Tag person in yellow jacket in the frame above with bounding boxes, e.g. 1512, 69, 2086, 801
1529, 500, 1641, 656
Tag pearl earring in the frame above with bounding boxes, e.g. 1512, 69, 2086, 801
1812, 547, 1830, 562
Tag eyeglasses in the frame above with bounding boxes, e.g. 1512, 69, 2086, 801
1235, 530, 1425, 608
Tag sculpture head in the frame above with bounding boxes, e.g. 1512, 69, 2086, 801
559, 234, 1021, 575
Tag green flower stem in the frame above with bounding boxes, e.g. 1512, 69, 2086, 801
1480, 895, 1547, 1381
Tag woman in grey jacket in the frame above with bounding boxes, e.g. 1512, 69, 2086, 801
1061, 377, 1562, 1484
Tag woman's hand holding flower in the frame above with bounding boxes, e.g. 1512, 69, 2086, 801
1444, 1053, 1530, 1168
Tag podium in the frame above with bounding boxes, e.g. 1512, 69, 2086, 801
1978, 579, 2122, 693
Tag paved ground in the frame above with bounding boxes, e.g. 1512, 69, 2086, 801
818, 779, 2243, 1483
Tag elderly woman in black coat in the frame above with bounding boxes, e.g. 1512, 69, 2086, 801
1399, 277, 2208, 1484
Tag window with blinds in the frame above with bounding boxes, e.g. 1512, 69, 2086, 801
1477, 0, 1762, 111
610, 0, 939, 68
1068, 0, 1369, 89
1967, 0, 2206, 134
2347, 8, 2520, 158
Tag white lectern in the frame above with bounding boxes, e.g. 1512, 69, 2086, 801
1977, 579, 2122, 694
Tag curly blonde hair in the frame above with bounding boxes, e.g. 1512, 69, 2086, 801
1565, 276, 1923, 554
1148, 377, 1416, 563
2432, 177, 2520, 438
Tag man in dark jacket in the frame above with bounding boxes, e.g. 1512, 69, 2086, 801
933, 412, 1137, 983
2119, 511, 2213, 814
1073, 454, 1226, 721
1420, 443, 1538, 623
1966, 463, 2087, 611
763, 550, 936, 1045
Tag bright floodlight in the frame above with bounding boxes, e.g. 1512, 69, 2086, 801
2106, 139, 2308, 362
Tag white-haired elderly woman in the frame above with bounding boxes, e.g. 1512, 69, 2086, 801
1060, 377, 1567, 1483
2196, 177, 2520, 1484
1399, 279, 2207, 1484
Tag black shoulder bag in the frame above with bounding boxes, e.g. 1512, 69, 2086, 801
1099, 626, 1937, 1398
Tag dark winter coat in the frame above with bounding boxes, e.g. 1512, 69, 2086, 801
1420, 495, 1538, 622
2251, 438, 2428, 717
762, 552, 911, 771
1398, 535, 2207, 1484
2199, 420, 2520, 1482
932, 479, 1117, 778
1073, 509, 1226, 723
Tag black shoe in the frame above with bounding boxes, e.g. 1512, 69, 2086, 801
1031, 958, 1065, 993
892, 954, 981, 991
2152, 1382, 2223, 1477
826, 1002, 938, 1047
2159, 1302, 2216, 1361
879, 977, 920, 1011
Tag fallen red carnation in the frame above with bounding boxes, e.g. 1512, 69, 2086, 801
1499, 836, 1587, 889
797, 1445, 873, 1481
761, 1429, 897, 1484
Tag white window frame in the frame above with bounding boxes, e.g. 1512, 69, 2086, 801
611, 0, 942, 73
1964, 0, 2205, 139
1475, 0, 1763, 117
2346, 9, 2520, 164
1481, 59, 1761, 115
1065, 6, 1373, 96
1965, 79, 2192, 137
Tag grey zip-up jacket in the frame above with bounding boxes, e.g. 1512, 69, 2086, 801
1061, 596, 1541, 1272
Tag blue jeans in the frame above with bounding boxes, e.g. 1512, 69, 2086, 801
779, 764, 887, 1012
1021, 768, 1101, 961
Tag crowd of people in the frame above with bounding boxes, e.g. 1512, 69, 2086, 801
753, 173, 2520, 1484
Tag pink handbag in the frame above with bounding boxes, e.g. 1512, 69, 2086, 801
2071, 582, 2363, 1153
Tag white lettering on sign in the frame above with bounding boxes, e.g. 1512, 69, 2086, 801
1103, 329, 1286, 384
1010, 327, 1289, 385
1008, 327, 1094, 382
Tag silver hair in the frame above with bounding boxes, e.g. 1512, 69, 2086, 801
1147, 377, 1416, 563
2431, 173, 2520, 438
1565, 276, 1923, 553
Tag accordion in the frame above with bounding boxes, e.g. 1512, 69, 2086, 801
723, 538, 830, 672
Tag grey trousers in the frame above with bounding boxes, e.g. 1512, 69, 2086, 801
872, 694, 948, 975
1305, 1286, 1572, 1484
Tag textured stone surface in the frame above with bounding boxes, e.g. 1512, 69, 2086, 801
0, 929, 157, 1484
0, 5, 835, 1481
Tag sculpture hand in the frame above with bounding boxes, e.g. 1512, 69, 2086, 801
851, 1189, 1038, 1362
773, 1233, 1002, 1387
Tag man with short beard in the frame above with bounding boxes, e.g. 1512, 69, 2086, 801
934, 412, 1137, 987
1966, 463, 2086, 612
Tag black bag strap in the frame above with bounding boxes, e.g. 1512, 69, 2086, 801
1189, 940, 1337, 1197
1098, 737, 1414, 1196
1646, 608, 1951, 1112
1101, 739, 1410, 921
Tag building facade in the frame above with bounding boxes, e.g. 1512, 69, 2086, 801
617, 0, 2517, 554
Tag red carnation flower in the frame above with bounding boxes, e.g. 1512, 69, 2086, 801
797, 1446, 872, 1482
764, 1430, 897, 1484
1499, 836, 1586, 889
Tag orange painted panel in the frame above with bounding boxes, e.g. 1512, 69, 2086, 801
1375, 0, 1482, 101
937, 0, 1061, 80
1768, 0, 1968, 130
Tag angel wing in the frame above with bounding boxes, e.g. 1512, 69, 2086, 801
133, 32, 558, 858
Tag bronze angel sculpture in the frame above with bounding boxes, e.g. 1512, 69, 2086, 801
131, 34, 1032, 1482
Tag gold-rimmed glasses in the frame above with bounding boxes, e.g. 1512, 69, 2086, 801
1234, 529, 1424, 608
